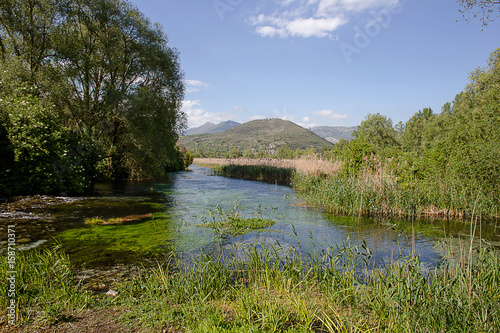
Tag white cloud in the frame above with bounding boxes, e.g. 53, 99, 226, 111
184, 79, 209, 93
312, 109, 348, 120
251, 0, 399, 38
182, 100, 235, 128
248, 115, 268, 121
303, 116, 311, 122
233, 106, 246, 111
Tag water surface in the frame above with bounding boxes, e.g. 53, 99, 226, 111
2, 165, 498, 269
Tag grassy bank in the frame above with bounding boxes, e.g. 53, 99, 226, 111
1, 240, 499, 332
214, 163, 295, 185
292, 170, 500, 220
199, 157, 500, 220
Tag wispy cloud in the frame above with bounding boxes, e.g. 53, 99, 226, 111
184, 79, 210, 93
248, 115, 268, 121
250, 0, 399, 38
312, 109, 348, 120
182, 100, 234, 128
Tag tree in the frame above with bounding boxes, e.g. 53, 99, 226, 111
0, 65, 86, 195
341, 138, 376, 175
227, 147, 242, 158
0, 0, 186, 192
276, 146, 294, 159
421, 48, 500, 195
459, 0, 500, 26
243, 149, 255, 159
353, 113, 399, 149
400, 107, 435, 153
52, 0, 185, 180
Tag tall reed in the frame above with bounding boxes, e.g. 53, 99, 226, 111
121, 238, 500, 332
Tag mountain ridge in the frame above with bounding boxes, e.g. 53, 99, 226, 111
184, 120, 241, 135
179, 118, 334, 155
310, 126, 356, 143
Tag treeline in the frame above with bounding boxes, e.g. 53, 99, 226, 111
296, 49, 500, 218
0, 0, 189, 196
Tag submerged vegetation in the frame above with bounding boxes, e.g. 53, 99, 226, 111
1, 236, 499, 331
197, 204, 275, 237
56, 212, 175, 267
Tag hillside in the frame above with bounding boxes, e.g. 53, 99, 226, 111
179, 119, 333, 155
185, 121, 241, 135
311, 126, 356, 143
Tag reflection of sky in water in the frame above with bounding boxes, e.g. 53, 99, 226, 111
166, 166, 444, 269
8, 164, 494, 270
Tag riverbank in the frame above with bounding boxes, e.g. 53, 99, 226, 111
195, 158, 500, 221
1, 240, 499, 332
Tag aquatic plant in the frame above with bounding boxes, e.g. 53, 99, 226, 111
198, 204, 275, 237
3, 231, 499, 331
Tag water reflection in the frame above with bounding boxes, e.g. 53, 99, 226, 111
1, 165, 498, 269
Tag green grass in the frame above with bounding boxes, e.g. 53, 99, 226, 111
197, 204, 276, 237
3, 236, 499, 332
214, 164, 294, 185
0, 246, 90, 326
292, 171, 500, 220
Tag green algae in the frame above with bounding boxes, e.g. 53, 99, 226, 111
54, 212, 175, 268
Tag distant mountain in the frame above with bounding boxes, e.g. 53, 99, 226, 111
179, 119, 333, 155
184, 121, 240, 135
207, 121, 241, 134
311, 126, 357, 143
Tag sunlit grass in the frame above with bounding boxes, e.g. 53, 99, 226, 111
2, 232, 499, 331
197, 204, 275, 236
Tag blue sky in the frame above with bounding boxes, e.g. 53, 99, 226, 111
129, 0, 499, 129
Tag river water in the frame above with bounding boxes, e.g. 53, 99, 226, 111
2, 165, 498, 269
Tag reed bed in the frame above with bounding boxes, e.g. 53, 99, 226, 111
292, 171, 500, 219
3, 239, 498, 331
198, 156, 499, 220
194, 157, 341, 175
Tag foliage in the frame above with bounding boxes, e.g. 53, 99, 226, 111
315, 48, 500, 219
353, 113, 399, 149
400, 107, 435, 153
5, 238, 500, 331
0, 67, 87, 195
459, 0, 500, 26
0, 0, 187, 195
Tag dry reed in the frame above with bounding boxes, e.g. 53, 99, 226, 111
194, 157, 341, 175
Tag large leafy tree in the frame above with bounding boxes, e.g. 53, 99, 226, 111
444, 48, 500, 193
353, 113, 399, 149
400, 107, 435, 153
0, 0, 186, 194
53, 0, 185, 180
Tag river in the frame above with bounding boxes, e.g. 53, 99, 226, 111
1, 165, 498, 269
